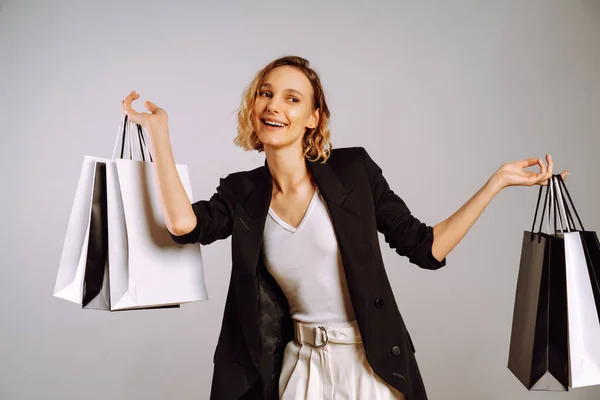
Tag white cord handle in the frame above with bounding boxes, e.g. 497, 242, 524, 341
553, 176, 570, 233
110, 112, 153, 161
111, 112, 127, 160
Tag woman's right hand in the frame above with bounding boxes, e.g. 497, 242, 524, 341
122, 90, 168, 133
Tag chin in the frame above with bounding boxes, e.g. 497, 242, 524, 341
256, 128, 303, 151
259, 138, 285, 149
257, 129, 285, 143
258, 136, 295, 151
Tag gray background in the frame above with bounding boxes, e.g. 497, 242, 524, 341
2, 0, 600, 399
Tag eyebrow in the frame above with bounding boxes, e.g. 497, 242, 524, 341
259, 83, 304, 98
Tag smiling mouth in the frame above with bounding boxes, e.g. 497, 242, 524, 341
261, 119, 288, 128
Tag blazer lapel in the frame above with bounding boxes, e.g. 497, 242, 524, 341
306, 159, 373, 292
232, 166, 272, 371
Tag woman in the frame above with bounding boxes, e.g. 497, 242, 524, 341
122, 56, 569, 400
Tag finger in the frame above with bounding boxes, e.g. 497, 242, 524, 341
520, 171, 545, 186
528, 157, 549, 185
534, 169, 552, 186
520, 158, 541, 168
539, 173, 553, 185
123, 91, 143, 117
533, 155, 553, 185
538, 174, 551, 186
546, 154, 553, 175
124, 90, 139, 106
123, 97, 136, 115
537, 157, 547, 175
145, 101, 159, 113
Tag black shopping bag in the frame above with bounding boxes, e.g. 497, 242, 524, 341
507, 181, 569, 391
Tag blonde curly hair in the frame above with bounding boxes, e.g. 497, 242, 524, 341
234, 55, 332, 162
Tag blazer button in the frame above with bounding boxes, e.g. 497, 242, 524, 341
391, 345, 401, 356
374, 298, 384, 308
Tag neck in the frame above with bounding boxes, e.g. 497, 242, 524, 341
264, 145, 311, 195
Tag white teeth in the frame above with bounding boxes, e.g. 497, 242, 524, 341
264, 120, 286, 127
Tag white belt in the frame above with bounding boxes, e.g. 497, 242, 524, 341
294, 320, 363, 348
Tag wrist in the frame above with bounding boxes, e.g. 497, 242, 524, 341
486, 173, 505, 194
147, 122, 169, 137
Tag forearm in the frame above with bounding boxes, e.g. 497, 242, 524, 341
431, 176, 504, 261
147, 125, 196, 235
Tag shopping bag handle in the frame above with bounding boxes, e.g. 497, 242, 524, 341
111, 112, 154, 162
548, 174, 567, 234
531, 178, 550, 239
531, 175, 569, 236
551, 176, 568, 234
555, 174, 585, 231
530, 175, 567, 240
530, 178, 554, 241
126, 115, 153, 162
111, 112, 126, 160
130, 116, 153, 162
548, 174, 579, 234
111, 112, 138, 160
124, 114, 153, 162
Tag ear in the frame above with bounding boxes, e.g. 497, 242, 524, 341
307, 108, 320, 129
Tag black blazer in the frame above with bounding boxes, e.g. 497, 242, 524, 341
170, 146, 446, 400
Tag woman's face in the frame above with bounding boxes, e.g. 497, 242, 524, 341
252, 66, 319, 153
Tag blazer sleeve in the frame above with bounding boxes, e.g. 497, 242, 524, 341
361, 148, 446, 270
169, 177, 235, 246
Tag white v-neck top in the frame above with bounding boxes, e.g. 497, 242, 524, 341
262, 188, 357, 324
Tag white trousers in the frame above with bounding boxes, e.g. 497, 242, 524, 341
279, 320, 406, 400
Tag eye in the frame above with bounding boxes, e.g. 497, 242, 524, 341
289, 97, 299, 103
259, 91, 272, 98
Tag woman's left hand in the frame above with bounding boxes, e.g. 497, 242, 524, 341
493, 154, 569, 189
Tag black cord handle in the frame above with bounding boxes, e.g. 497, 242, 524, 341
118, 114, 153, 161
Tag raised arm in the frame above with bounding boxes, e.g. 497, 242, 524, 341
363, 148, 568, 266
123, 91, 195, 235
122, 91, 234, 244
430, 154, 568, 261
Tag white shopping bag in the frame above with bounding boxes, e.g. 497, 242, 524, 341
106, 114, 208, 310
55, 113, 208, 311
553, 177, 600, 388
53, 156, 111, 310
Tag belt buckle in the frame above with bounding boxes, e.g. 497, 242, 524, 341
306, 326, 328, 348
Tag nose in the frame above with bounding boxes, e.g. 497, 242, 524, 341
266, 97, 280, 114
266, 103, 278, 114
